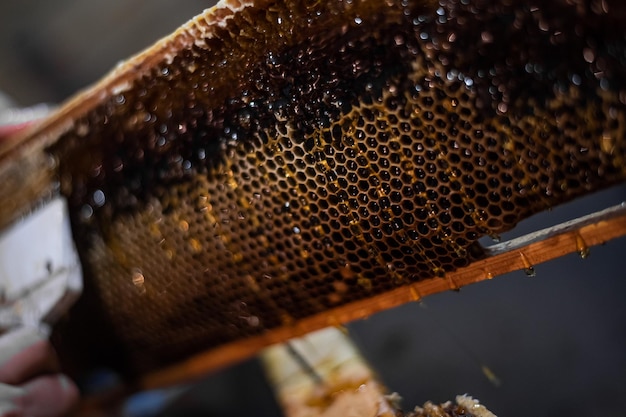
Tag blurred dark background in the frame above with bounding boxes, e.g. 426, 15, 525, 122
1, 1, 625, 416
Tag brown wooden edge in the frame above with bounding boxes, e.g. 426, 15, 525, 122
0, 0, 253, 231
138, 203, 626, 389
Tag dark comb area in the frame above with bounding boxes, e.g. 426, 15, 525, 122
49, 0, 626, 377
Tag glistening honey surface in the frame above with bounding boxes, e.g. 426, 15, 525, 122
50, 0, 626, 376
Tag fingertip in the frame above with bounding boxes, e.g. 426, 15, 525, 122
0, 327, 47, 365
21, 374, 80, 417
58, 374, 80, 408
0, 339, 58, 385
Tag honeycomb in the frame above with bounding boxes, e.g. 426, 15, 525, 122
48, 0, 626, 377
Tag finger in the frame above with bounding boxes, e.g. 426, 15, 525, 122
19, 374, 79, 417
0, 122, 31, 139
0, 382, 25, 416
0, 329, 58, 385
0, 327, 46, 367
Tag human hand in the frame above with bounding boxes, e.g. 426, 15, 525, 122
0, 327, 79, 417
0, 102, 79, 416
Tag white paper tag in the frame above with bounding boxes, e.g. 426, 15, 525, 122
0, 197, 82, 329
